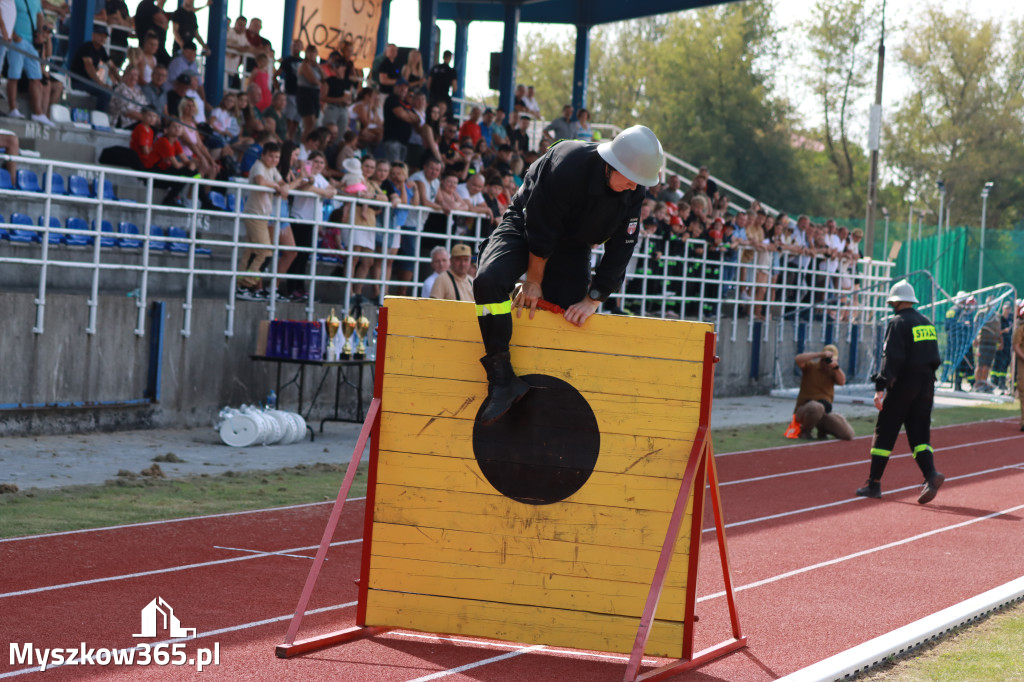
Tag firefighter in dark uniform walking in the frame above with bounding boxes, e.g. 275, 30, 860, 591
857, 280, 945, 503
472, 125, 664, 425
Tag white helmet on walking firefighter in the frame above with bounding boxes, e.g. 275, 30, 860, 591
597, 125, 664, 187
887, 280, 919, 304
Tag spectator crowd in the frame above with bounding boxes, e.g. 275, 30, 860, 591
1, 1, 878, 320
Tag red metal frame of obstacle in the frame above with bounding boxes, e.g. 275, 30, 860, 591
275, 309, 746, 681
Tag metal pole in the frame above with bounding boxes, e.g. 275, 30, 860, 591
979, 182, 993, 289
881, 208, 890, 261
906, 200, 913, 277
864, 0, 887, 257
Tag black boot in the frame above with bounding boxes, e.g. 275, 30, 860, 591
478, 351, 531, 426
856, 479, 882, 499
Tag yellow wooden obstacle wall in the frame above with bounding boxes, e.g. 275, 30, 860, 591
365, 297, 714, 657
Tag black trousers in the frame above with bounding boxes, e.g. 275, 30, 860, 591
473, 225, 591, 310
472, 224, 591, 356
872, 371, 935, 454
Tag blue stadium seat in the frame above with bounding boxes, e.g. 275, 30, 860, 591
64, 217, 94, 247
92, 219, 118, 248
38, 216, 65, 246
9, 213, 39, 243
148, 226, 168, 252
68, 175, 93, 198
117, 222, 143, 249
167, 226, 212, 255
207, 190, 227, 211
94, 178, 117, 201
16, 169, 43, 192
48, 172, 67, 195
0, 213, 8, 240
226, 193, 237, 212
0, 168, 13, 190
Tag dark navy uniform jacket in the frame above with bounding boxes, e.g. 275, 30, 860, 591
874, 307, 942, 390
502, 141, 644, 300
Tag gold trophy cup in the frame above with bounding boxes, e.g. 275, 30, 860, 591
355, 315, 371, 357
326, 308, 341, 360
341, 312, 357, 357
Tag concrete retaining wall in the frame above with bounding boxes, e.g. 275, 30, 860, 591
0, 292, 882, 436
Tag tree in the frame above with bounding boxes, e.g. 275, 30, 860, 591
798, 0, 879, 215
885, 9, 1024, 229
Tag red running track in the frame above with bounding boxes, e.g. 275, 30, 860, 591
1, 419, 1022, 681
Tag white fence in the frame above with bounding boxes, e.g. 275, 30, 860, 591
1, 154, 895, 346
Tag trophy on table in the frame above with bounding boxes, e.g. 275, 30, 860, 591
326, 308, 341, 361
341, 311, 358, 358
355, 314, 371, 357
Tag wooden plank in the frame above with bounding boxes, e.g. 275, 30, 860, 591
366, 554, 688, 618
364, 589, 686, 657
380, 374, 701, 442
378, 412, 694, 479
383, 336, 705, 399
383, 296, 712, 362
372, 484, 694, 553
375, 450, 696, 512
369, 523, 689, 589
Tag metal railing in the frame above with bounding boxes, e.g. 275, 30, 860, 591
2, 155, 896, 353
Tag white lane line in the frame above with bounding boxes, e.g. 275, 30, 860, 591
715, 417, 1017, 457
213, 545, 318, 561
703, 462, 1024, 534
719, 434, 1024, 487
390, 631, 663, 665
698, 501, 1024, 604
0, 601, 357, 679
405, 644, 547, 681
0, 497, 365, 544
0, 539, 361, 599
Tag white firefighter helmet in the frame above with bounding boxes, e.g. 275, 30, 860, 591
887, 280, 919, 304
597, 125, 664, 187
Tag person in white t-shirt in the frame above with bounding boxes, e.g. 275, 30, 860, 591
238, 143, 287, 300
225, 16, 250, 88
286, 151, 336, 300
456, 172, 493, 235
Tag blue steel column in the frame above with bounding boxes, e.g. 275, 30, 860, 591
66, 0, 96, 73
453, 20, 469, 103
205, 0, 229, 104
572, 23, 591, 111
282, 0, 298, 55
419, 0, 438, 66
497, 2, 520, 114
377, 0, 391, 55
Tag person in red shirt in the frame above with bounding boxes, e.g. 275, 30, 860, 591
458, 106, 482, 146
130, 110, 162, 169
153, 119, 198, 205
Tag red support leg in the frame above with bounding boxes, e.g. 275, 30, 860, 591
275, 397, 381, 657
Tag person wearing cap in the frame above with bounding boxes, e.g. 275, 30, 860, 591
1012, 300, 1024, 430
431, 244, 475, 302
792, 345, 854, 440
67, 24, 118, 111
857, 280, 944, 503
472, 126, 664, 425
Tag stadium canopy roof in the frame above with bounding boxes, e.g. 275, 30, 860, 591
436, 0, 725, 26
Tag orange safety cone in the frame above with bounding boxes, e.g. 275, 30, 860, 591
784, 414, 801, 439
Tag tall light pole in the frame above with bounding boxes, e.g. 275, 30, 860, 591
978, 181, 993, 289
906, 197, 914, 277
864, 0, 887, 259
936, 180, 945, 240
